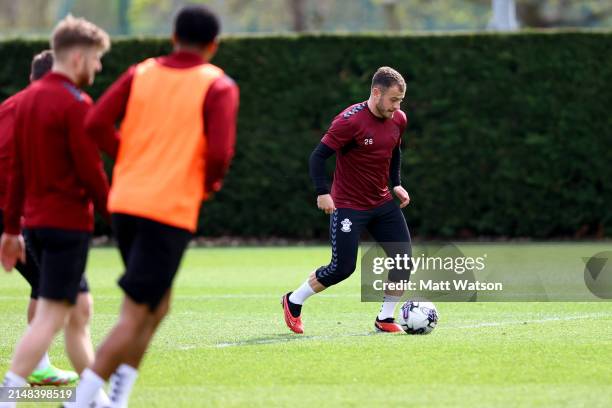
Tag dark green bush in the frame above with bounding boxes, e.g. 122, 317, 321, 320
1, 32, 611, 238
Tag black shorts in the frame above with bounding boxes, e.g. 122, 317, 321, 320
113, 213, 192, 311
0, 209, 40, 299
24, 228, 91, 304
315, 200, 412, 287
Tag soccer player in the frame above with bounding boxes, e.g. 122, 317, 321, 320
0, 16, 111, 408
282, 67, 412, 334
69, 5, 239, 407
0, 50, 80, 386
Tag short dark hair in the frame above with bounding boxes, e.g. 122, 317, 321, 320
51, 15, 110, 56
371, 66, 406, 93
31, 50, 53, 80
174, 5, 220, 47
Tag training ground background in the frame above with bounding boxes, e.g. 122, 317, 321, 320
1, 245, 611, 407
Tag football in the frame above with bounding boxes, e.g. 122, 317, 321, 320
399, 301, 439, 334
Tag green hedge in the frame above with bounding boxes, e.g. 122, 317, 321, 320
1, 32, 611, 239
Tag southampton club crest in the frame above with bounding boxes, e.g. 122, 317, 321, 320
340, 218, 352, 233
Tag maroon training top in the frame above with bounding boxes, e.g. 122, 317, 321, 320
0, 92, 22, 210
85, 50, 239, 194
3, 72, 110, 234
321, 102, 407, 210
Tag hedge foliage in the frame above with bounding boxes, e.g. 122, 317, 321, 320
1, 32, 611, 239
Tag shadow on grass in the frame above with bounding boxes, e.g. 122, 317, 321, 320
215, 331, 380, 348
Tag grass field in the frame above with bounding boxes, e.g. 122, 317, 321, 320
1, 244, 612, 407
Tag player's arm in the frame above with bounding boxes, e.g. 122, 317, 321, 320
84, 66, 136, 160
203, 75, 239, 196
391, 111, 410, 208
1, 106, 26, 271
68, 101, 110, 221
390, 145, 410, 208
309, 142, 336, 214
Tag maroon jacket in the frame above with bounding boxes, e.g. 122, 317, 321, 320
0, 92, 22, 210
3, 72, 109, 234
85, 51, 239, 193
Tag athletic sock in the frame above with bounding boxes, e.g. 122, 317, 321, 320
2, 371, 27, 387
94, 389, 111, 406
0, 372, 27, 408
64, 368, 104, 407
377, 295, 401, 320
289, 280, 315, 305
288, 280, 316, 317
35, 352, 51, 371
108, 364, 138, 408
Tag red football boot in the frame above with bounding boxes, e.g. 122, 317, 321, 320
281, 293, 304, 334
374, 317, 403, 333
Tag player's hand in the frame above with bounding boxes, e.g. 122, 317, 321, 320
393, 186, 411, 208
317, 194, 336, 215
0, 233, 26, 272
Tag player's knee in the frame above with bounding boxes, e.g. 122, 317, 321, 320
119, 301, 153, 333
317, 262, 356, 287
32, 306, 69, 334
150, 289, 171, 322
119, 314, 149, 336
71, 293, 93, 327
153, 299, 170, 323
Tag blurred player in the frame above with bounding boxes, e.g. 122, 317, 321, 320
0, 16, 111, 408
282, 67, 412, 334
69, 5, 239, 407
0, 49, 79, 386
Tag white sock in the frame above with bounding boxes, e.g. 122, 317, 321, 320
377, 295, 401, 320
94, 389, 111, 406
2, 371, 27, 387
108, 364, 138, 408
35, 352, 51, 371
0, 372, 27, 408
289, 280, 316, 305
65, 368, 104, 408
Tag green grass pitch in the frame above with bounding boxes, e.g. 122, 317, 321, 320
1, 245, 611, 407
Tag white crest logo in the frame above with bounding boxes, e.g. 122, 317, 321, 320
340, 218, 352, 233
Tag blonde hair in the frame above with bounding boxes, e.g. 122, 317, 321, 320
51, 15, 110, 56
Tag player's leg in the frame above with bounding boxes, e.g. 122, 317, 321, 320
90, 292, 171, 378
1, 298, 75, 408
122, 289, 171, 369
70, 214, 191, 408
283, 208, 368, 333
0, 214, 62, 385
1, 228, 84, 391
34, 229, 97, 373
2, 299, 72, 386
71, 295, 150, 408
16, 232, 79, 385
26, 229, 109, 408
367, 201, 412, 332
104, 290, 171, 408
64, 288, 94, 373
26, 299, 36, 323
14, 247, 52, 378
63, 277, 111, 406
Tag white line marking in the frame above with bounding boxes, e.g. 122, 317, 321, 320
453, 313, 611, 329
